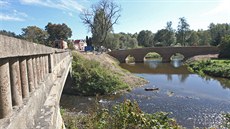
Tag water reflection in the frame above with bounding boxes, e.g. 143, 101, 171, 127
144, 60, 161, 69
171, 59, 183, 68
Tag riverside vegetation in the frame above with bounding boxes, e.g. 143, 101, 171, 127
62, 52, 183, 128
61, 99, 182, 129
188, 59, 230, 78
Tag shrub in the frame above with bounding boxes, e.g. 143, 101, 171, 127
63, 100, 181, 129
72, 53, 128, 95
188, 59, 230, 78
218, 35, 230, 59
145, 52, 162, 59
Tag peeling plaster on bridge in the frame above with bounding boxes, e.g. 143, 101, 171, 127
0, 35, 72, 129
108, 47, 219, 63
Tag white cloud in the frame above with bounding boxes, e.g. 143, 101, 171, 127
204, 0, 230, 15
0, 0, 9, 7
20, 0, 85, 12
0, 10, 28, 21
0, 14, 24, 21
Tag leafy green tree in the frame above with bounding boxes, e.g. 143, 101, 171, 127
218, 35, 230, 58
197, 29, 211, 46
177, 17, 190, 46
104, 33, 120, 50
22, 26, 48, 44
187, 31, 199, 46
80, 0, 121, 48
209, 23, 230, 46
137, 30, 154, 47
45, 22, 72, 42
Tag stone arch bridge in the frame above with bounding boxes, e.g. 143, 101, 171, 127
108, 46, 219, 63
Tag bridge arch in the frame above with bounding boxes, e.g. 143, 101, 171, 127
144, 52, 162, 61
170, 53, 185, 61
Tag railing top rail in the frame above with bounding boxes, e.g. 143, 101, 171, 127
0, 35, 67, 59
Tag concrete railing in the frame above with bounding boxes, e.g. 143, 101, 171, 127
0, 35, 70, 119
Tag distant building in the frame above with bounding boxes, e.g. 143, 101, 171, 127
53, 40, 68, 49
74, 40, 87, 51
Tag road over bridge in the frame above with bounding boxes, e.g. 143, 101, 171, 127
108, 46, 219, 63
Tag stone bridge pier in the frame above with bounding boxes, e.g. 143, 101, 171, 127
0, 35, 72, 129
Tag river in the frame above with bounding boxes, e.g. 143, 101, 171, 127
60, 60, 230, 128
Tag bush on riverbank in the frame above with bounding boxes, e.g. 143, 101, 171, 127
62, 100, 181, 129
72, 52, 128, 95
218, 35, 230, 59
188, 59, 230, 78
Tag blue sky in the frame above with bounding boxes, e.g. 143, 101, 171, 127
1, 0, 230, 39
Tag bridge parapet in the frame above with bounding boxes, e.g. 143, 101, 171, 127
0, 35, 71, 128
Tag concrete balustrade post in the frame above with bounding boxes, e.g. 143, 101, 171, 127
0, 59, 13, 118
19, 58, 29, 98
27, 58, 35, 92
39, 56, 44, 81
42, 56, 46, 77
48, 54, 54, 73
45, 55, 49, 74
36, 57, 41, 83
32, 57, 38, 89
9, 58, 23, 106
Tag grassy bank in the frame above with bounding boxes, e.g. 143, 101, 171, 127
187, 59, 230, 78
69, 51, 147, 96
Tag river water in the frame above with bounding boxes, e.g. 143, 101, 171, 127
60, 61, 230, 128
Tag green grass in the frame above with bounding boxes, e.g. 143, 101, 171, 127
71, 53, 129, 96
188, 59, 230, 78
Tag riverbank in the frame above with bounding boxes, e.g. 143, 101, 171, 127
186, 55, 230, 78
79, 51, 147, 89
63, 51, 147, 96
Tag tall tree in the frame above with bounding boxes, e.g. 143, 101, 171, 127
209, 23, 230, 46
22, 26, 48, 44
197, 29, 211, 46
187, 31, 199, 46
45, 22, 72, 42
177, 17, 190, 46
80, 0, 121, 47
154, 21, 176, 46
137, 30, 154, 47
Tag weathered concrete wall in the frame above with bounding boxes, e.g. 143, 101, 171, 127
0, 35, 72, 129
108, 46, 219, 63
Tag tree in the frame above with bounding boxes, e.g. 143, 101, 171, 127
80, 0, 121, 47
177, 17, 190, 46
0, 30, 23, 39
153, 21, 176, 46
22, 26, 48, 44
45, 22, 72, 42
137, 30, 154, 47
187, 31, 199, 46
209, 23, 230, 46
197, 29, 211, 46
218, 35, 230, 58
